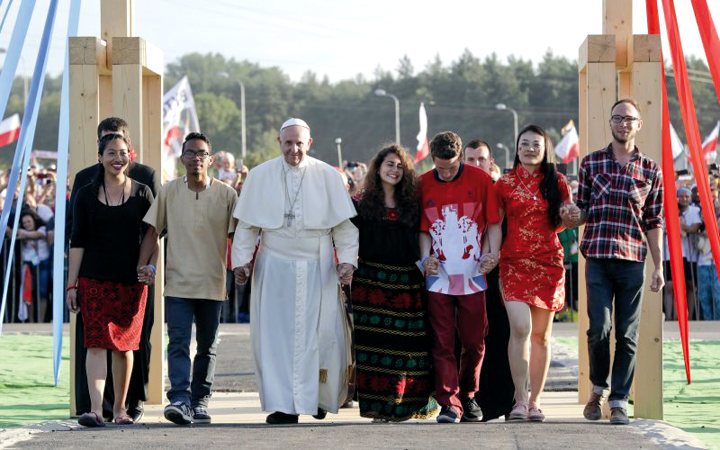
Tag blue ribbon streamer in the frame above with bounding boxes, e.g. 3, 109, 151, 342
0, 0, 60, 334
52, 0, 82, 386
0, 0, 14, 35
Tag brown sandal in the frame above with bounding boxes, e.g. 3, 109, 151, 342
114, 413, 134, 425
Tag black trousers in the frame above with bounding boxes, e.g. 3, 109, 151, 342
73, 285, 154, 418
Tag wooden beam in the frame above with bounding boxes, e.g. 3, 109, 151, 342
579, 35, 616, 70
630, 35, 663, 420
112, 37, 164, 76
603, 0, 633, 70
68, 60, 101, 185
99, 75, 113, 119
112, 64, 143, 156
101, 0, 133, 66
69, 37, 110, 76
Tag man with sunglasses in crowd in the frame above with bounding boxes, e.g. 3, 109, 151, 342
563, 98, 664, 425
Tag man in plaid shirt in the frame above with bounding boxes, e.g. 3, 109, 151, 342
563, 98, 664, 425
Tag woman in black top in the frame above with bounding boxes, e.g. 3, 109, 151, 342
350, 144, 437, 422
67, 133, 158, 427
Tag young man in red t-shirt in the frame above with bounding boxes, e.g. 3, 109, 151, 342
419, 131, 502, 423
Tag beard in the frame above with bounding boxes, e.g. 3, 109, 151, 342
612, 128, 634, 144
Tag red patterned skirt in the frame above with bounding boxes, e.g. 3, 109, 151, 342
78, 277, 147, 351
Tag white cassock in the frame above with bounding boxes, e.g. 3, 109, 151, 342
231, 155, 359, 415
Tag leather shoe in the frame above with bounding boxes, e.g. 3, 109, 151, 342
266, 411, 299, 424
312, 408, 327, 420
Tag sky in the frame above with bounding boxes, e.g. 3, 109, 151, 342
1, 0, 719, 83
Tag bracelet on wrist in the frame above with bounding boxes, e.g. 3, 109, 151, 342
147, 264, 156, 275
66, 285, 78, 292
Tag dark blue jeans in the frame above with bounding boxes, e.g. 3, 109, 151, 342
165, 297, 223, 408
585, 258, 645, 409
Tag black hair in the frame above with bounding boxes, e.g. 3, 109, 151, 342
611, 98, 641, 116
97, 117, 130, 139
465, 139, 492, 152
20, 208, 45, 231
90, 133, 131, 221
182, 132, 212, 153
513, 124, 563, 228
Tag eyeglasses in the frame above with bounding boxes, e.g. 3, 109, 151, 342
182, 150, 210, 159
610, 115, 640, 124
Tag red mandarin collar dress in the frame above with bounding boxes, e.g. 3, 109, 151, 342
496, 166, 571, 311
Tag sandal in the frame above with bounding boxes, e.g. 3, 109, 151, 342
528, 403, 546, 422
114, 413, 135, 425
507, 400, 528, 421
78, 412, 106, 428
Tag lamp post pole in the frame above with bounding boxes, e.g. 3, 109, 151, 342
496, 142, 511, 170
496, 103, 519, 147
375, 89, 400, 144
335, 137, 343, 168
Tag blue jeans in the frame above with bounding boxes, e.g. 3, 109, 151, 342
698, 264, 720, 320
585, 258, 645, 409
165, 297, 223, 408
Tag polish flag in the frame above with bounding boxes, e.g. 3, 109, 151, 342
702, 121, 719, 163
554, 120, 579, 164
415, 102, 429, 164
669, 122, 686, 160
0, 114, 20, 147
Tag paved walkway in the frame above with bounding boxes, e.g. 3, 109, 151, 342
1, 321, 715, 449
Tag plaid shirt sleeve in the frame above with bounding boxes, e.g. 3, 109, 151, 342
642, 168, 664, 231
576, 156, 591, 215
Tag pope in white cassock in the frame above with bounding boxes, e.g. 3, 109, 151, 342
231, 118, 359, 425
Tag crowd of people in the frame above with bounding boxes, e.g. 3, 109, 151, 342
51, 97, 667, 429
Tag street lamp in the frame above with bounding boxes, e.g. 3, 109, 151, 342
375, 88, 400, 144
335, 137, 343, 168
496, 103, 518, 148
496, 143, 512, 170
217, 71, 246, 160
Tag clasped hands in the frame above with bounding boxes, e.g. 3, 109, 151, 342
422, 253, 499, 276
559, 203, 583, 228
234, 263, 252, 285
137, 265, 156, 285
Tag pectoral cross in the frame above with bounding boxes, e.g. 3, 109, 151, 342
284, 211, 295, 227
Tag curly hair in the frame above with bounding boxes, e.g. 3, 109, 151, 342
359, 144, 419, 227
430, 131, 463, 160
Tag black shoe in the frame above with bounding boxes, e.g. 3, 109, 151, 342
128, 402, 144, 423
460, 397, 483, 422
192, 406, 212, 424
266, 411, 299, 424
312, 408, 327, 420
436, 405, 459, 423
164, 402, 192, 425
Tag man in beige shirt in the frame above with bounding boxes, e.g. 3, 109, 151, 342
143, 132, 237, 425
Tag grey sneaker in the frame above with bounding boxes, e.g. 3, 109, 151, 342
583, 391, 604, 421
436, 405, 459, 423
164, 401, 192, 425
192, 406, 211, 424
610, 407, 630, 425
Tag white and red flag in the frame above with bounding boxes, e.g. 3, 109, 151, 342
554, 119, 579, 164
0, 114, 20, 147
162, 76, 201, 180
415, 102, 429, 164
670, 122, 686, 160
702, 120, 719, 163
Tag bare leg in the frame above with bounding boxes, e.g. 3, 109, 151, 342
505, 300, 531, 403
528, 307, 555, 406
85, 347, 107, 418
111, 350, 134, 417
663, 280, 675, 321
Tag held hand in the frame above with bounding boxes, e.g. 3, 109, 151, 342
650, 267, 665, 293
66, 289, 79, 313
338, 263, 354, 286
137, 265, 156, 285
479, 253, 499, 274
234, 263, 252, 285
423, 256, 439, 276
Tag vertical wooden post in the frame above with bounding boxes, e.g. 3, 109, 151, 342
629, 34, 664, 420
603, 0, 633, 97
577, 34, 616, 405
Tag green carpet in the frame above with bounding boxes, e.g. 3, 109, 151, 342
0, 335, 70, 427
554, 336, 720, 449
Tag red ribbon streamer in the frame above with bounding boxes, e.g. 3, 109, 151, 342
646, 0, 691, 384
691, 0, 720, 105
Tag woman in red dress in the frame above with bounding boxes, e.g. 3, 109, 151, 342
66, 133, 158, 427
496, 124, 574, 422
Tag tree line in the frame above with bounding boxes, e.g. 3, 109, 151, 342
2, 49, 719, 170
